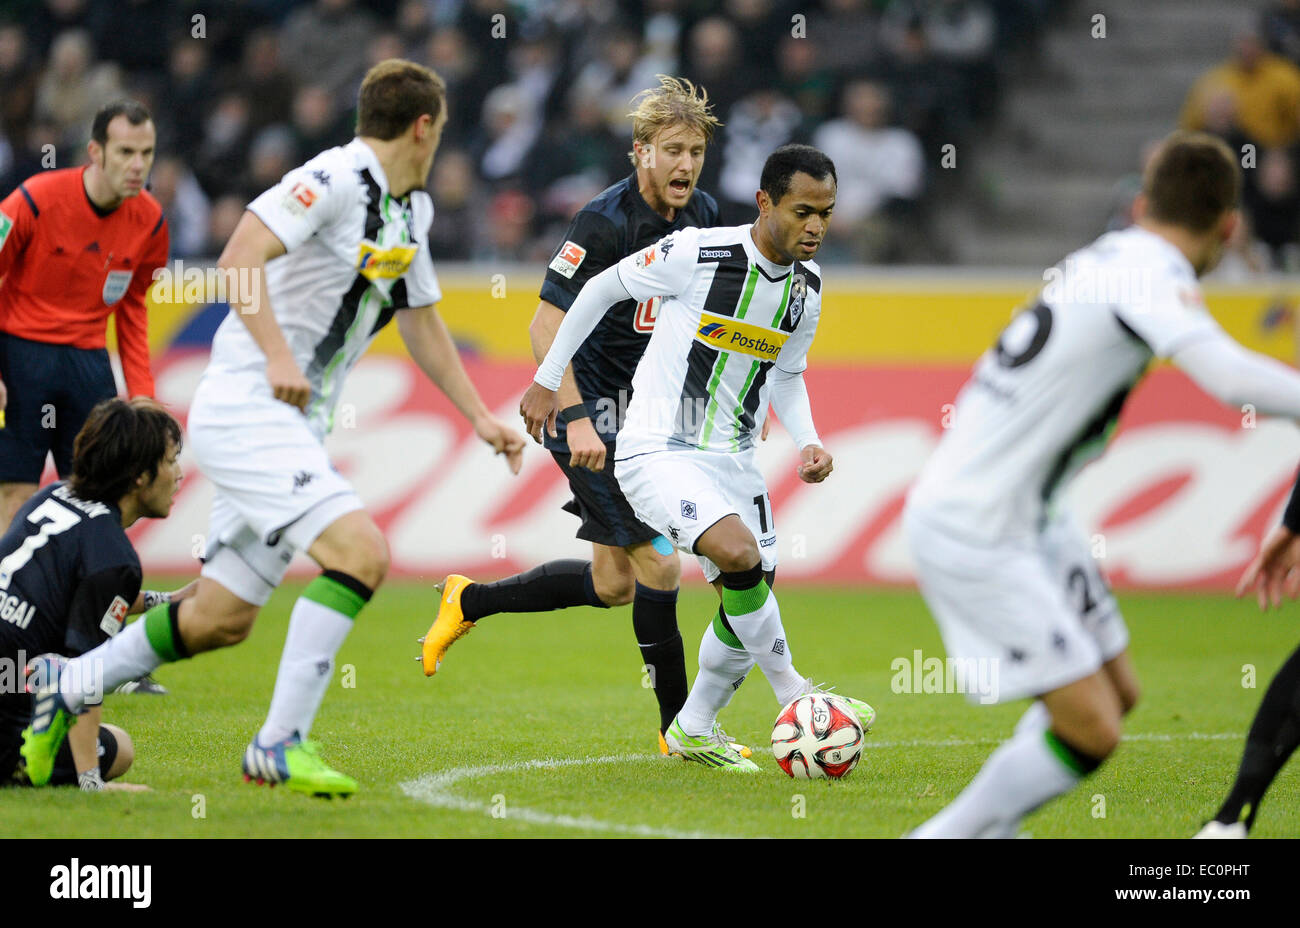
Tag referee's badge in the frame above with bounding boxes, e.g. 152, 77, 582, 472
102, 270, 132, 305
789, 274, 807, 325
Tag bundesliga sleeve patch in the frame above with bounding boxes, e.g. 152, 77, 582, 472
100, 595, 130, 637
549, 241, 587, 279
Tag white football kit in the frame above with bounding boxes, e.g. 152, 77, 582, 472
189, 139, 442, 604
905, 225, 1295, 701
536, 224, 824, 581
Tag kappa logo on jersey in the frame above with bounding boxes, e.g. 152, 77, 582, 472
0, 212, 12, 252
694, 312, 788, 359
100, 595, 129, 637
658, 236, 674, 259
699, 248, 733, 259
633, 296, 661, 333
356, 243, 418, 280
102, 270, 132, 306
548, 240, 587, 279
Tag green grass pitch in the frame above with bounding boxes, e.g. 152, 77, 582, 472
4, 580, 1297, 838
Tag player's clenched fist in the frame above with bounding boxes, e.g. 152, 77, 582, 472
519, 382, 559, 444
566, 417, 606, 472
266, 354, 311, 411
798, 445, 833, 483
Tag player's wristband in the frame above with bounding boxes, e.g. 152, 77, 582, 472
78, 769, 104, 792
558, 403, 592, 425
141, 590, 171, 611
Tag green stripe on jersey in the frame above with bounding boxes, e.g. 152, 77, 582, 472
699, 264, 760, 448
771, 273, 793, 328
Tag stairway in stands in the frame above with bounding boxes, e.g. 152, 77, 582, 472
945, 0, 1262, 267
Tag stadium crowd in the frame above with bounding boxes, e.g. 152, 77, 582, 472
0, 0, 1056, 264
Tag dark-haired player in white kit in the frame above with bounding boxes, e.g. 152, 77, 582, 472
904, 131, 1300, 837
522, 145, 875, 770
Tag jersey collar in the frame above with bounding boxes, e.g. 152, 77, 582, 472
742, 222, 794, 280
1127, 224, 1196, 281
350, 138, 391, 196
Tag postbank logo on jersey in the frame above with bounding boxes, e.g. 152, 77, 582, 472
694, 312, 788, 359
356, 243, 418, 281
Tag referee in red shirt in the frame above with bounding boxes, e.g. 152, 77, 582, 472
0, 101, 168, 530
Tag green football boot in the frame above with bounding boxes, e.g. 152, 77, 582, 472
19, 654, 77, 787
242, 734, 357, 798
664, 718, 760, 772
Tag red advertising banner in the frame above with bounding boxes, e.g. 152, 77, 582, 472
132, 352, 1300, 590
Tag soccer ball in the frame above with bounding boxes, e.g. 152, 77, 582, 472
771, 693, 865, 779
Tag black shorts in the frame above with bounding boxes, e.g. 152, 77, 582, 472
551, 446, 661, 549
0, 692, 120, 787
0, 332, 117, 482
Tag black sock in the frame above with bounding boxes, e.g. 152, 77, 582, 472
459, 559, 607, 621
1214, 643, 1300, 830
632, 582, 685, 733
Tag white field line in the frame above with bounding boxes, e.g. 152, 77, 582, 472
400, 732, 1239, 836
400, 753, 726, 838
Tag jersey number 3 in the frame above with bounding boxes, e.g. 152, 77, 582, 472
0, 499, 81, 590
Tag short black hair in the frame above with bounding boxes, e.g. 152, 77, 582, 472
69, 398, 181, 505
760, 144, 837, 205
91, 101, 153, 147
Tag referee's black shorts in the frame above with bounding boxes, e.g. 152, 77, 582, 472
0, 332, 117, 483
551, 444, 662, 549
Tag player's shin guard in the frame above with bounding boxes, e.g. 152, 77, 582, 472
717, 565, 805, 706
459, 559, 607, 620
60, 601, 189, 712
1213, 642, 1300, 830
910, 728, 1103, 838
632, 583, 688, 733
258, 571, 371, 746
676, 611, 755, 736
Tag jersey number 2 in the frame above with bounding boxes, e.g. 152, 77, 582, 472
0, 499, 81, 590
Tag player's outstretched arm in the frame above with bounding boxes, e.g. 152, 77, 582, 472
398, 303, 525, 474
216, 212, 310, 410
525, 266, 632, 443
529, 301, 605, 470
66, 703, 103, 788
1171, 332, 1300, 418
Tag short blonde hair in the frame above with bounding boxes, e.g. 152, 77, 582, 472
627, 75, 721, 166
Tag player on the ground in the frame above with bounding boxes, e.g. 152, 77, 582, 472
3, 398, 186, 790
903, 131, 1300, 837
419, 76, 728, 753
21, 60, 526, 798
1195, 468, 1300, 837
521, 144, 875, 771
0, 101, 171, 695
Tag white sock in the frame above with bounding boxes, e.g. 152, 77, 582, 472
721, 582, 805, 706
1014, 700, 1050, 737
910, 726, 1089, 838
676, 618, 754, 736
61, 620, 163, 712
257, 593, 355, 745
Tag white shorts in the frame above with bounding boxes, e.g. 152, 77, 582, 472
615, 448, 777, 583
903, 502, 1129, 704
188, 373, 364, 606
